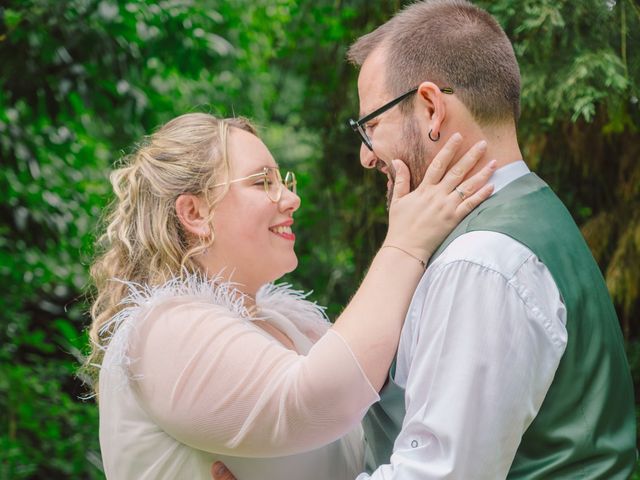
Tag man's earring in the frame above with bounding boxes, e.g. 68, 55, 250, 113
428, 129, 440, 142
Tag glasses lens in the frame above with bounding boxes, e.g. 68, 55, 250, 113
360, 125, 373, 150
264, 168, 282, 202
349, 119, 372, 151
284, 172, 296, 195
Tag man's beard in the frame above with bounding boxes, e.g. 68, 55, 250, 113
384, 117, 430, 208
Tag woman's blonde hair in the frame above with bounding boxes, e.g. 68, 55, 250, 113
83, 113, 256, 395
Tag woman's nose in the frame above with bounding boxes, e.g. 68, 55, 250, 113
278, 185, 301, 213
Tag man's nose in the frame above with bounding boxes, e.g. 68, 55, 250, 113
360, 142, 377, 169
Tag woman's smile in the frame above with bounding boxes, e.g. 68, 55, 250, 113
269, 219, 296, 241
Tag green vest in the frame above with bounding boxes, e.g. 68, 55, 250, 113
362, 173, 636, 478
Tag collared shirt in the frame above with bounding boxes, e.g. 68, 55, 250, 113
357, 161, 568, 479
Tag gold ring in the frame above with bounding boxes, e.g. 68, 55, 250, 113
455, 187, 466, 200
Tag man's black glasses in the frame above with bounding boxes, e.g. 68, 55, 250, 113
349, 85, 454, 151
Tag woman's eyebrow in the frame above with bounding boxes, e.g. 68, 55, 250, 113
244, 166, 271, 177
255, 164, 278, 173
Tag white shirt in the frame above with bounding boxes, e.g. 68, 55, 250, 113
357, 161, 568, 479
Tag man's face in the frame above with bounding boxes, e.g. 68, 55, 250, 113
356, 47, 433, 204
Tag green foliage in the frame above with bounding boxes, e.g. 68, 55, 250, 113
1, 0, 638, 477
0, 0, 296, 476
1, 362, 101, 479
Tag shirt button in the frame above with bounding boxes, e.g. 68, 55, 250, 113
411, 440, 418, 448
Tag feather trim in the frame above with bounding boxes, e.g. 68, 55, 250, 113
98, 273, 330, 382
257, 283, 330, 340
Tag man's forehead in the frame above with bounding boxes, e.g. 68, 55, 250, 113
356, 47, 389, 117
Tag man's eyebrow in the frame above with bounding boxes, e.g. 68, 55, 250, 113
358, 105, 377, 121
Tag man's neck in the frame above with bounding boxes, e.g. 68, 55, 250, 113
463, 120, 523, 180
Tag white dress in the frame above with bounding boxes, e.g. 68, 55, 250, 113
98, 277, 378, 479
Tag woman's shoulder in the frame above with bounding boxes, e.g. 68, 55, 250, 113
99, 275, 252, 376
99, 275, 330, 373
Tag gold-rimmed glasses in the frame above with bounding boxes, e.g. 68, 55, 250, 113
213, 167, 296, 203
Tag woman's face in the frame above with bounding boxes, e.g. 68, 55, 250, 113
206, 128, 300, 294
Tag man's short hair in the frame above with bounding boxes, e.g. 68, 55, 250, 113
347, 0, 521, 124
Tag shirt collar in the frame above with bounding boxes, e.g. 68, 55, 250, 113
489, 160, 530, 195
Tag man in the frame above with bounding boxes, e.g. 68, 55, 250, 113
347, 1, 635, 478
214, 1, 636, 478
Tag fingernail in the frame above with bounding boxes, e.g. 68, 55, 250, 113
478, 140, 487, 149
452, 132, 462, 141
213, 462, 227, 475
488, 159, 497, 168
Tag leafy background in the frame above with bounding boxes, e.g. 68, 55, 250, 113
0, 0, 638, 478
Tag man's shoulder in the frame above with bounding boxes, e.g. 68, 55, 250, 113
429, 230, 535, 281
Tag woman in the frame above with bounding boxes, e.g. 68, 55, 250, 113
87, 113, 494, 479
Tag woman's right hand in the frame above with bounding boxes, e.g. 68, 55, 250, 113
384, 133, 496, 264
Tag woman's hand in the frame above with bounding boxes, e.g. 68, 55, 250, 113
385, 133, 495, 264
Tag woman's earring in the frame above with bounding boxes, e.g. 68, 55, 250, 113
428, 129, 440, 142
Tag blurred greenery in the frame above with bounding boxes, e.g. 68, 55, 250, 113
0, 0, 638, 477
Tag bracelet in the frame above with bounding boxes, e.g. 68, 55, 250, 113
381, 245, 427, 270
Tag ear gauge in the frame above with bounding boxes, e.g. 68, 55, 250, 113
428, 129, 441, 142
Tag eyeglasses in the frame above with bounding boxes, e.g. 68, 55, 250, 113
348, 85, 454, 151
213, 167, 296, 203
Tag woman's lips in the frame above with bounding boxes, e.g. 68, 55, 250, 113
269, 223, 295, 241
